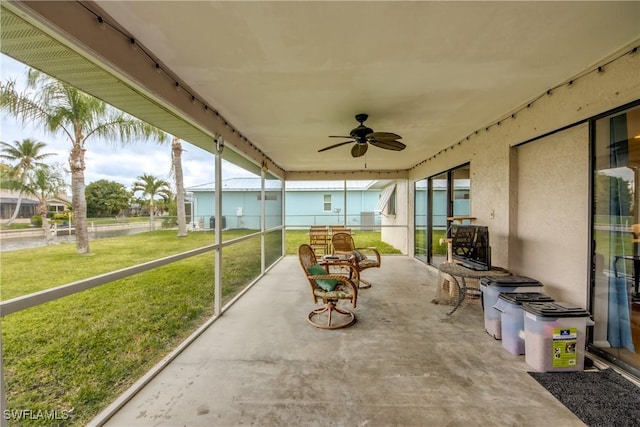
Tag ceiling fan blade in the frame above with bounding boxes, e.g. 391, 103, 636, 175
318, 140, 354, 152
351, 143, 368, 158
369, 132, 402, 140
369, 139, 406, 151
328, 135, 354, 139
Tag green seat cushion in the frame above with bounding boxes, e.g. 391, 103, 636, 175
307, 264, 339, 291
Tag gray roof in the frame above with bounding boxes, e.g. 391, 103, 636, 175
0, 190, 71, 203
187, 178, 379, 192
0, 197, 38, 205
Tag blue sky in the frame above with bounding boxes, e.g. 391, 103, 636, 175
0, 54, 252, 191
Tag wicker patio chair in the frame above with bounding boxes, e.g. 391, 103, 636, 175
331, 232, 381, 289
298, 243, 358, 329
328, 225, 351, 237
309, 226, 329, 260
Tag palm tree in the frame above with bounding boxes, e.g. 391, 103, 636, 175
1, 163, 67, 243
132, 173, 172, 230
26, 165, 67, 244
0, 138, 56, 225
0, 71, 163, 254
171, 136, 187, 237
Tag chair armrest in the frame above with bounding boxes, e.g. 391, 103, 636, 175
356, 247, 381, 263
318, 260, 361, 283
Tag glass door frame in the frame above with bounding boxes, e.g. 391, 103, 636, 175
424, 163, 470, 267
588, 99, 640, 378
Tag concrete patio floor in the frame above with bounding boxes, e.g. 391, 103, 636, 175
102, 255, 584, 426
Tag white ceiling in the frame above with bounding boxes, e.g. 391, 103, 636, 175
5, 1, 640, 175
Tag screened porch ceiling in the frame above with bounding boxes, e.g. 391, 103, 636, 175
1, 1, 639, 180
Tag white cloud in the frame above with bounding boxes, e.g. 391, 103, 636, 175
1, 55, 255, 192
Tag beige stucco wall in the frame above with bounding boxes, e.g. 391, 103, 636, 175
408, 45, 640, 307
512, 125, 590, 307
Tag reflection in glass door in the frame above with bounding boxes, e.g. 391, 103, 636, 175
452, 166, 471, 221
591, 105, 640, 373
430, 172, 448, 266
414, 179, 428, 263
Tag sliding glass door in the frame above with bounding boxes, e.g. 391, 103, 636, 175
414, 164, 470, 267
591, 104, 640, 372
430, 172, 449, 266
414, 178, 428, 263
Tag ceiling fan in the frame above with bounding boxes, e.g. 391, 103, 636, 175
319, 113, 406, 158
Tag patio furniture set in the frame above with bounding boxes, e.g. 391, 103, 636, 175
298, 231, 381, 329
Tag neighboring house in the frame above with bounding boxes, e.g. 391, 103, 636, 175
186, 178, 389, 230
0, 191, 38, 219
45, 195, 71, 216
186, 178, 282, 230
285, 180, 387, 229
0, 190, 71, 220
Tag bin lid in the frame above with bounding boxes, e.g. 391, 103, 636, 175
480, 276, 542, 287
498, 292, 554, 305
521, 301, 590, 317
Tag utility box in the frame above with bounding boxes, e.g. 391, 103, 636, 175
209, 216, 226, 229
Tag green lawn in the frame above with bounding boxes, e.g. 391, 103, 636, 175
414, 228, 447, 257
0, 216, 151, 230
0, 223, 32, 230
0, 228, 400, 425
283, 229, 402, 255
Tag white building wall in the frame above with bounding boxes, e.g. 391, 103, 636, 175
408, 46, 640, 308
380, 181, 409, 254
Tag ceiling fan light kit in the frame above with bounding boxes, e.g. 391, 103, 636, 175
319, 113, 406, 158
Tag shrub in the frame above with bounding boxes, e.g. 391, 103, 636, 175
31, 215, 42, 227
161, 216, 178, 229
51, 212, 70, 223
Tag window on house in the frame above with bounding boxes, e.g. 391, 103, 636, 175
388, 187, 397, 215
323, 194, 332, 211
375, 184, 397, 215
454, 190, 469, 200
256, 194, 277, 201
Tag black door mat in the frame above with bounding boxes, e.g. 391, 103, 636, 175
528, 368, 640, 427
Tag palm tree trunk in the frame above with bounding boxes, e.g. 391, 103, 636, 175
6, 191, 24, 226
43, 216, 55, 245
149, 200, 155, 231
39, 200, 54, 245
172, 137, 187, 237
70, 141, 89, 254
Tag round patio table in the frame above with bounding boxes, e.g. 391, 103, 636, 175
437, 262, 511, 315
